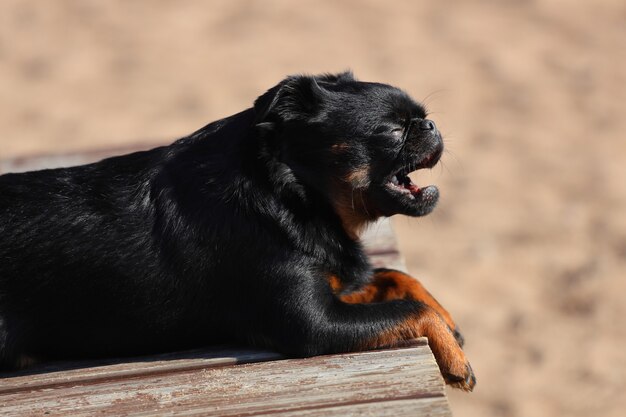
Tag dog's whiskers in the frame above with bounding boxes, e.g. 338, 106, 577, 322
443, 148, 464, 171
420, 89, 447, 114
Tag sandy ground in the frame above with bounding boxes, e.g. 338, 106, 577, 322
1, 1, 625, 416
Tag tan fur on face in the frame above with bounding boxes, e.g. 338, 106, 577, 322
328, 166, 379, 239
346, 167, 370, 188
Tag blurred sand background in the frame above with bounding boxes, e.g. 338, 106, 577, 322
1, 1, 625, 416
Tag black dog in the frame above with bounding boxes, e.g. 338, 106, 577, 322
0, 72, 475, 390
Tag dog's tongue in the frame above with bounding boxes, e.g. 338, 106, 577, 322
408, 183, 421, 194
403, 178, 420, 194
398, 174, 422, 195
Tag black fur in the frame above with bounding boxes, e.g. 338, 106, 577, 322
0, 72, 446, 369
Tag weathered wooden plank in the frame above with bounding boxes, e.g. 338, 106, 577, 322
128, 397, 453, 417
362, 220, 402, 256
0, 338, 427, 395
0, 342, 446, 417
363, 220, 406, 271
0, 347, 282, 395
251, 397, 452, 417
369, 250, 406, 271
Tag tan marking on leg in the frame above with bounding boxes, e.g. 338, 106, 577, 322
362, 308, 475, 391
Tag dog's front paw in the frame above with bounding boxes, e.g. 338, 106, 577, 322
443, 362, 476, 391
414, 310, 476, 391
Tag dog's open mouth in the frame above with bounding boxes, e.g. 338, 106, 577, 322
385, 165, 438, 208
376, 149, 442, 217
388, 169, 423, 198
386, 148, 441, 197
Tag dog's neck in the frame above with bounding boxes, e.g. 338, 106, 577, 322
331, 193, 380, 240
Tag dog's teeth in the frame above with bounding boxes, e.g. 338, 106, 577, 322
391, 175, 399, 185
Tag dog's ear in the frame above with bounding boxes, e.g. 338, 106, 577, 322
254, 75, 331, 126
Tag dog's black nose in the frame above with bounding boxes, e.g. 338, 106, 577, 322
418, 119, 436, 131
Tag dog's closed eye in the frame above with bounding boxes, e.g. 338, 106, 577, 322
390, 128, 404, 139
374, 126, 404, 138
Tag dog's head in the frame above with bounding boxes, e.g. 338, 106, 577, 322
255, 72, 443, 237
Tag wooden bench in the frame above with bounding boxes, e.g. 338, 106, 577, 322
0, 149, 453, 416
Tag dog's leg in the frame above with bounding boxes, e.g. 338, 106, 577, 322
274, 280, 476, 391
338, 268, 465, 347
325, 269, 474, 389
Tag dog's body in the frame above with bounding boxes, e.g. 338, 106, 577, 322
0, 73, 475, 390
